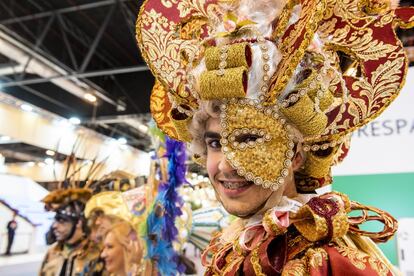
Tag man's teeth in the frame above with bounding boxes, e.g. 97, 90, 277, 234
221, 181, 250, 189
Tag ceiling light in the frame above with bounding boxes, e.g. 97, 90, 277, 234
84, 93, 97, 103
137, 124, 149, 133
0, 136, 11, 142
119, 144, 128, 150
45, 157, 54, 165
69, 117, 81, 125
46, 150, 55, 156
27, 161, 35, 167
117, 137, 127, 145
20, 104, 33, 112
38, 162, 45, 167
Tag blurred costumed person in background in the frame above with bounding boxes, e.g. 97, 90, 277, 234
85, 186, 153, 275
136, 0, 414, 274
39, 149, 110, 276
101, 221, 144, 276
39, 188, 104, 276
87, 170, 139, 244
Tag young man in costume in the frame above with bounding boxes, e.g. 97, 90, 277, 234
39, 188, 104, 276
136, 0, 414, 274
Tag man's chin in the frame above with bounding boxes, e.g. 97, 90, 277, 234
221, 202, 258, 218
54, 234, 66, 242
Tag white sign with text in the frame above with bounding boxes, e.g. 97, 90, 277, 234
333, 67, 414, 176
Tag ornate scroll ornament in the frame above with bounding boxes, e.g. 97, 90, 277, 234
291, 192, 350, 242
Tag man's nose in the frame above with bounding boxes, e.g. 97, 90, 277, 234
218, 154, 234, 173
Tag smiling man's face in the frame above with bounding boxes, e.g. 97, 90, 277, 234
204, 117, 275, 217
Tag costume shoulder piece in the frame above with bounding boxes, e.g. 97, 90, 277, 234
202, 192, 398, 275
136, 0, 414, 192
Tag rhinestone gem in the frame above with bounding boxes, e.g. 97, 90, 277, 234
270, 184, 279, 191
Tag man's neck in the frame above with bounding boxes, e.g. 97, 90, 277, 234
64, 236, 83, 249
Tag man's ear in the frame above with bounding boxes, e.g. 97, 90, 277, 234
76, 219, 83, 229
292, 150, 304, 172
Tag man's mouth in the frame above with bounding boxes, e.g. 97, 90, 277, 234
53, 230, 62, 238
219, 180, 252, 190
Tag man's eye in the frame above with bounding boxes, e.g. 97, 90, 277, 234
207, 139, 221, 149
235, 134, 260, 143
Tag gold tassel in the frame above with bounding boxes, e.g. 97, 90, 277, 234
199, 67, 247, 100
303, 149, 337, 178
205, 42, 251, 70
169, 108, 192, 142
280, 94, 327, 136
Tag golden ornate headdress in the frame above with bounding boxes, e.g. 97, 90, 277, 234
136, 0, 414, 191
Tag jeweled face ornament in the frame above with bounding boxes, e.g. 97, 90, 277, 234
203, 100, 303, 218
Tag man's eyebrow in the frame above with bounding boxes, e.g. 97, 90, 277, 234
204, 131, 221, 139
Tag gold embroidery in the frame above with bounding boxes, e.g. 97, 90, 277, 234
271, 0, 295, 40
251, 244, 266, 276
268, 0, 326, 103
150, 82, 179, 139
161, 0, 178, 8
336, 246, 367, 270
350, 56, 404, 122
368, 256, 390, 276
292, 195, 349, 242
327, 28, 398, 61
318, 18, 337, 37
306, 247, 328, 269
281, 259, 307, 276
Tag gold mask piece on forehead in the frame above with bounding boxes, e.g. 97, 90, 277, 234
220, 99, 295, 191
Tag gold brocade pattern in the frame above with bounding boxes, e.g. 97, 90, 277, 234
368, 256, 391, 276
150, 81, 179, 139
350, 56, 405, 121
137, 0, 218, 110
336, 245, 367, 270
324, 27, 398, 61
140, 9, 184, 89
